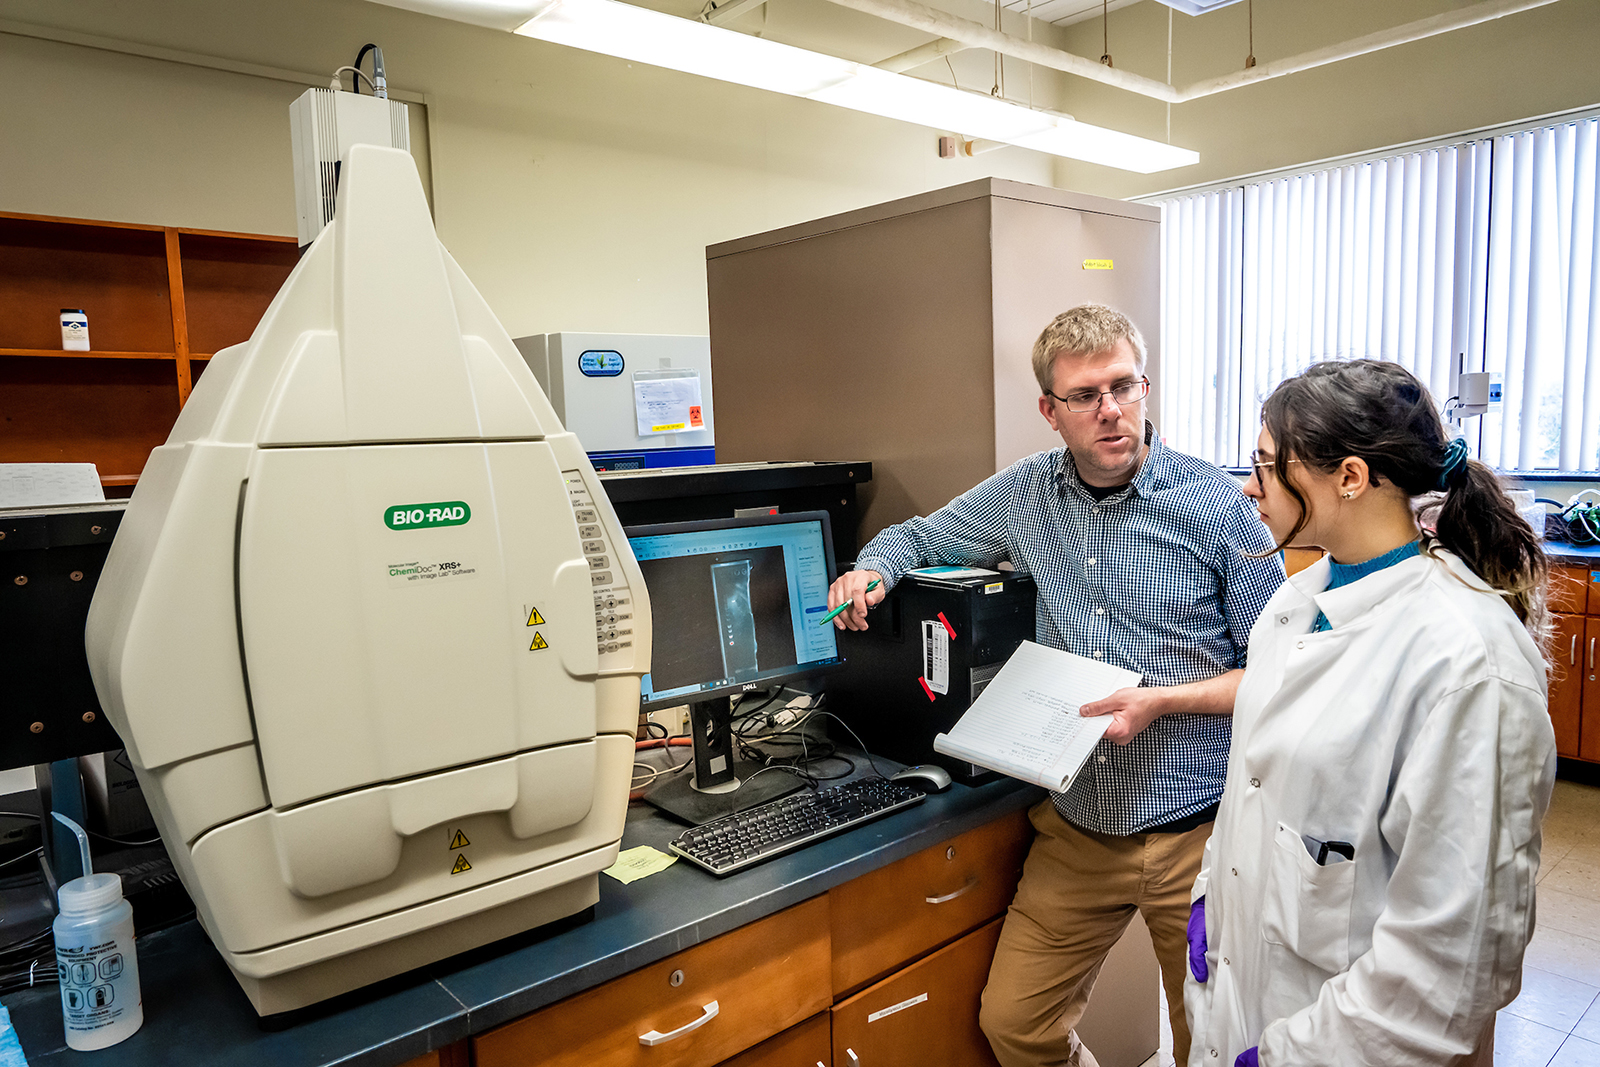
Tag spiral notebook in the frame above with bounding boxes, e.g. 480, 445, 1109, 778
933, 640, 1140, 792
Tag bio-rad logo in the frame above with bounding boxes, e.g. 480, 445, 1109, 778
384, 501, 471, 531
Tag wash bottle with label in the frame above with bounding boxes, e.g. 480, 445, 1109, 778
51, 813, 143, 1050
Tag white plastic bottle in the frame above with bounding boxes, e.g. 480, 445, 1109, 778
51, 814, 143, 1050
60, 309, 90, 351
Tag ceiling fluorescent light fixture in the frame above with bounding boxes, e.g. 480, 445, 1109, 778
1150, 0, 1246, 13
369, 0, 1197, 172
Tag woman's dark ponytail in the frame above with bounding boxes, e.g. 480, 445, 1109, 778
1426, 457, 1548, 634
1260, 360, 1549, 642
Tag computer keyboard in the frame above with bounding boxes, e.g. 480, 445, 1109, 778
668, 777, 927, 876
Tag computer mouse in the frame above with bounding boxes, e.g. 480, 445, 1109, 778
889, 764, 953, 793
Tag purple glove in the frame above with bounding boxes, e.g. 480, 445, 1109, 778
1235, 1048, 1258, 1067
1187, 896, 1208, 982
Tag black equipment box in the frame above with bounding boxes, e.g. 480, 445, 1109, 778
0, 502, 128, 768
828, 570, 1035, 782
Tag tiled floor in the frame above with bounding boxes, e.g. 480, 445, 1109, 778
1498, 778, 1600, 1066
1139, 778, 1600, 1067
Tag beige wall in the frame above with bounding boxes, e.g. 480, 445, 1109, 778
6, 0, 1595, 339
0, 30, 433, 234
0, 0, 1065, 339
1051, 0, 1600, 200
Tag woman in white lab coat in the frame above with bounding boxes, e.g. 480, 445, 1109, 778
1183, 359, 1556, 1067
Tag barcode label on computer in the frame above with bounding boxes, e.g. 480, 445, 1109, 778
921, 620, 949, 695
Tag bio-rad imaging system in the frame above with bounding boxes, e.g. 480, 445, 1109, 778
84, 139, 650, 1013
626, 512, 842, 823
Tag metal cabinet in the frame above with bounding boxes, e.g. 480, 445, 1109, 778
706, 179, 1160, 546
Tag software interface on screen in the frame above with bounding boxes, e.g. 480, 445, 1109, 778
630, 518, 841, 705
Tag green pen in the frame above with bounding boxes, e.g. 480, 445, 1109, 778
819, 579, 882, 625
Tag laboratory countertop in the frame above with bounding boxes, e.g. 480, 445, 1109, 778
3, 774, 1041, 1067
1546, 540, 1600, 567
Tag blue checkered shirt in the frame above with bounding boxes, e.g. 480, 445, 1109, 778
856, 427, 1284, 835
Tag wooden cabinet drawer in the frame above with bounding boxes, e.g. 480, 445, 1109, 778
1552, 613, 1585, 756
1282, 547, 1322, 576
476, 896, 831, 1067
717, 1012, 831, 1067
830, 917, 1003, 1067
1551, 565, 1590, 616
397, 1045, 467, 1067
830, 810, 1028, 997
1581, 616, 1600, 763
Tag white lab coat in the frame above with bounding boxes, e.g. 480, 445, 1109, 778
1185, 549, 1555, 1067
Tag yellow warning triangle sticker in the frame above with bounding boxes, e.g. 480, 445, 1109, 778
526, 607, 545, 626
448, 829, 470, 850
451, 854, 472, 875
529, 632, 549, 651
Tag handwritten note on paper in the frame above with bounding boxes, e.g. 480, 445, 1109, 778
633, 372, 704, 436
603, 845, 678, 884
933, 641, 1139, 791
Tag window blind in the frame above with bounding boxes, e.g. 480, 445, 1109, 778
1159, 116, 1600, 473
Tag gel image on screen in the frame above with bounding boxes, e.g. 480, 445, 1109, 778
711, 559, 759, 682
638, 546, 799, 694
628, 514, 841, 707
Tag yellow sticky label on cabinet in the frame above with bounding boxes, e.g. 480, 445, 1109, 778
1083, 259, 1114, 270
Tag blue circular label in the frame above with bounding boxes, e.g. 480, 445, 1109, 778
578, 350, 624, 377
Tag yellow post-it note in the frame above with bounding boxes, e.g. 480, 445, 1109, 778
604, 845, 678, 884
1082, 259, 1114, 270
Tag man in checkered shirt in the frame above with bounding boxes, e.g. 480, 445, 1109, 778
826, 304, 1283, 1067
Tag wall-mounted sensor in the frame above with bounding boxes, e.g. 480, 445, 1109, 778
1456, 371, 1502, 417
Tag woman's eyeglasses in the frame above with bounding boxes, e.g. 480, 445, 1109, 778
1249, 450, 1301, 486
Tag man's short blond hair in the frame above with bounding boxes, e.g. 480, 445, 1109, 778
1030, 304, 1147, 394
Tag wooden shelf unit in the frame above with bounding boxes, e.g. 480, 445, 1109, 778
0, 211, 299, 489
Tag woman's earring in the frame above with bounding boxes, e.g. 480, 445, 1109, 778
1341, 491, 1355, 499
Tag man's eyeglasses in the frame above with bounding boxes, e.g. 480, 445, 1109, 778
1045, 376, 1150, 413
1249, 449, 1301, 486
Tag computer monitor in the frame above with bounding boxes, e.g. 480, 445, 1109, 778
626, 510, 843, 823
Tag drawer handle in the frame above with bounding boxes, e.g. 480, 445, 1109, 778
1591, 637, 1596, 672
926, 877, 979, 905
1574, 634, 1581, 667
638, 1000, 719, 1046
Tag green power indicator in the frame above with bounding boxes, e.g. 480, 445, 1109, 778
385, 502, 471, 531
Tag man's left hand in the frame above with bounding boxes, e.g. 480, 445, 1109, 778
1080, 686, 1167, 745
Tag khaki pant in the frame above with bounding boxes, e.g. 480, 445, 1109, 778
980, 800, 1212, 1067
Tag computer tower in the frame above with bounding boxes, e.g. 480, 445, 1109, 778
828, 571, 1035, 783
